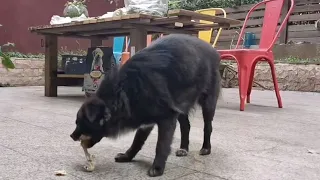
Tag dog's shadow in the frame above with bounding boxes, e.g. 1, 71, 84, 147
74, 159, 152, 174
54, 95, 85, 102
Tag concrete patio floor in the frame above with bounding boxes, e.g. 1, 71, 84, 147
0, 86, 319, 180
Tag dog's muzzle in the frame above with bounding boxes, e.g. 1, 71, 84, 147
70, 127, 82, 141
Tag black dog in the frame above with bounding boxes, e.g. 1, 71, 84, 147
70, 34, 221, 177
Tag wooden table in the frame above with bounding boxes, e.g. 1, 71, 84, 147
29, 9, 241, 97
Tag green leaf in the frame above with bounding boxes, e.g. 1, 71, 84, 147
0, 52, 15, 70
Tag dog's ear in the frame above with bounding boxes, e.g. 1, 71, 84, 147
83, 97, 106, 123
99, 108, 111, 126
84, 104, 100, 123
104, 108, 111, 121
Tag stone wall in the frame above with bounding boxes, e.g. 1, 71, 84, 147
1, 58, 320, 92
0, 58, 44, 86
222, 63, 320, 92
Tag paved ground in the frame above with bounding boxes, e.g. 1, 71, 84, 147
0, 86, 320, 180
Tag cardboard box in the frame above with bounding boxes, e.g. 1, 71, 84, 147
83, 46, 116, 95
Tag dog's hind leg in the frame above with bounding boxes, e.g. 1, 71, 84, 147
148, 117, 177, 177
175, 114, 190, 157
115, 125, 154, 163
198, 75, 221, 156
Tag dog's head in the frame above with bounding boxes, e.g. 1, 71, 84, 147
70, 96, 111, 148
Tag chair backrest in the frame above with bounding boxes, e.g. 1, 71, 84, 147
195, 8, 226, 48
235, 0, 294, 50
259, 0, 285, 49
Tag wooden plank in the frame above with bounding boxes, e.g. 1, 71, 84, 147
96, 13, 152, 22
218, 24, 318, 39
150, 16, 194, 26
288, 37, 320, 44
79, 28, 131, 36
295, 0, 320, 6
150, 16, 181, 25
223, 10, 265, 21
216, 2, 319, 20
44, 35, 58, 97
217, 4, 266, 14
289, 13, 320, 22
214, 41, 234, 50
218, 34, 262, 42
288, 30, 320, 38
30, 18, 151, 35
142, 24, 197, 34
183, 23, 225, 31
293, 4, 320, 13
168, 9, 242, 25
229, 19, 268, 28
57, 74, 84, 78
35, 32, 103, 39
279, 0, 290, 44
219, 26, 264, 36
129, 26, 147, 56
288, 24, 317, 32
221, 21, 298, 36
29, 15, 152, 32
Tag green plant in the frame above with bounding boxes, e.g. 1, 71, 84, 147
169, 0, 262, 11
64, 0, 89, 17
276, 56, 320, 65
0, 42, 15, 70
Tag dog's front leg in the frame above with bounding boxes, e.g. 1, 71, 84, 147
148, 118, 177, 177
81, 141, 95, 172
115, 125, 154, 162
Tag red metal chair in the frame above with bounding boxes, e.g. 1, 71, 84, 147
218, 0, 294, 111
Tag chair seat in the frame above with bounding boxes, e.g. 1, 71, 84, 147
218, 48, 273, 61
218, 48, 268, 53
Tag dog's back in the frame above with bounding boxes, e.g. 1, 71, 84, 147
118, 34, 221, 118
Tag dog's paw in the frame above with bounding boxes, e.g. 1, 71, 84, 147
114, 153, 132, 162
175, 149, 188, 157
147, 165, 164, 177
199, 148, 211, 155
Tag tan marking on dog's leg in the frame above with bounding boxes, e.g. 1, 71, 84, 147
79, 135, 92, 141
81, 141, 95, 172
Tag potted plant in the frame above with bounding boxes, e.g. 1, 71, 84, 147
0, 42, 15, 70
0, 24, 15, 70
63, 0, 89, 18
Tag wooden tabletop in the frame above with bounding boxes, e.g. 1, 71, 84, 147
28, 9, 242, 38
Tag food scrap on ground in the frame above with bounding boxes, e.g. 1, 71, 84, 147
54, 170, 67, 176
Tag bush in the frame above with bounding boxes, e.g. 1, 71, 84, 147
169, 0, 261, 11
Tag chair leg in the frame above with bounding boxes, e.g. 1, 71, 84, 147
237, 64, 251, 111
268, 61, 283, 108
246, 61, 258, 103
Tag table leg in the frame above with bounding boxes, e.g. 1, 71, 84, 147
44, 35, 58, 97
129, 27, 147, 57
